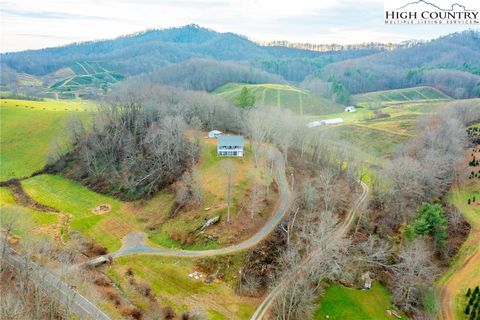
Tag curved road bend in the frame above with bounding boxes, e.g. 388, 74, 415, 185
250, 181, 369, 320
110, 148, 291, 258
1, 244, 110, 320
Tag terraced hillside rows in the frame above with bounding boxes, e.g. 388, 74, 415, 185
352, 86, 451, 106
214, 83, 344, 115
47, 61, 124, 98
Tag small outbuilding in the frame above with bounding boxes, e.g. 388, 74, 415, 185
306, 118, 344, 128
208, 130, 223, 138
217, 135, 244, 157
345, 106, 356, 112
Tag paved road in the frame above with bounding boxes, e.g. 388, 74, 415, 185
250, 181, 369, 320
1, 243, 110, 320
107, 148, 291, 258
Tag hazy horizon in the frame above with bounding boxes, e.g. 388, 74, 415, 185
1, 0, 478, 53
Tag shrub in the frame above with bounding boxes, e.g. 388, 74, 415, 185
136, 282, 152, 298
120, 305, 143, 320
87, 242, 108, 256
160, 306, 176, 319
170, 230, 194, 245
93, 274, 111, 287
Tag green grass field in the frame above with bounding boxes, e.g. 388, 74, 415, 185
0, 100, 94, 180
314, 283, 407, 320
107, 255, 257, 319
20, 174, 144, 251
214, 83, 344, 115
309, 97, 474, 159
0, 186, 59, 238
352, 86, 451, 106
328, 124, 407, 156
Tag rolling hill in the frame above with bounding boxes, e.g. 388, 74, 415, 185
322, 30, 480, 98
353, 86, 452, 106
214, 83, 344, 115
1, 24, 375, 77
1, 27, 479, 100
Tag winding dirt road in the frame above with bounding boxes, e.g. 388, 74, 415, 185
59, 147, 367, 320
250, 181, 369, 320
439, 187, 480, 320
81, 148, 291, 264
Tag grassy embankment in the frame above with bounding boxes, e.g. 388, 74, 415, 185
438, 166, 480, 319
214, 82, 344, 115
106, 255, 257, 319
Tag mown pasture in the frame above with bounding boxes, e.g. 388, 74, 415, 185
214, 82, 344, 115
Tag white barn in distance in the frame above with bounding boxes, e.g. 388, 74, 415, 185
345, 106, 356, 112
217, 135, 244, 157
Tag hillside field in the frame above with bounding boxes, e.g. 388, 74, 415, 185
312, 96, 480, 159
214, 83, 344, 115
47, 61, 124, 98
352, 86, 451, 106
0, 99, 94, 180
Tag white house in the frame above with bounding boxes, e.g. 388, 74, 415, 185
217, 135, 244, 157
345, 106, 356, 112
208, 130, 223, 138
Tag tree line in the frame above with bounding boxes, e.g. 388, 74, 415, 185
48, 82, 245, 200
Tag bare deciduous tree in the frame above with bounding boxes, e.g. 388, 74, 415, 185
391, 239, 437, 314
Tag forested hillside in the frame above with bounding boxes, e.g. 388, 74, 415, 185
133, 59, 285, 91
1, 26, 479, 100
321, 30, 480, 98
1, 24, 374, 77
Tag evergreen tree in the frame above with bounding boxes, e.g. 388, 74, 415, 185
234, 86, 256, 109
411, 203, 448, 249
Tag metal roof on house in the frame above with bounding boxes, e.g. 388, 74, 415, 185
217, 135, 244, 146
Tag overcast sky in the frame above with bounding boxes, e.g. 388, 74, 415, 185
0, 0, 477, 52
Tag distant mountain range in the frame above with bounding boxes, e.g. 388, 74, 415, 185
1, 25, 479, 100
0, 24, 387, 76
